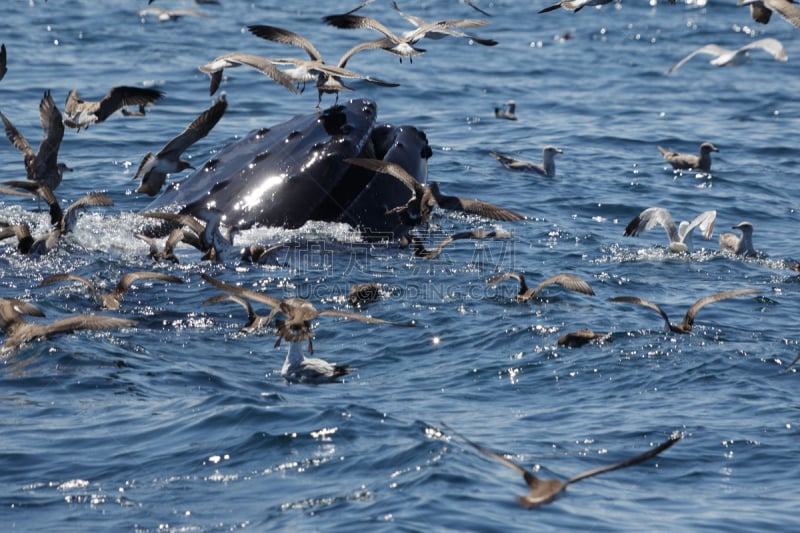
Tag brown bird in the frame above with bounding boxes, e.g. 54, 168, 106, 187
610, 289, 760, 334
198, 52, 300, 97
0, 298, 136, 355
1, 181, 112, 233
203, 294, 276, 334
140, 211, 232, 261
556, 328, 610, 348
738, 0, 800, 28
134, 228, 185, 264
718, 221, 757, 257
490, 146, 563, 177
201, 273, 414, 352
657, 142, 718, 172
64, 85, 164, 130
0, 223, 61, 256
134, 93, 226, 196
348, 282, 381, 307
487, 272, 594, 301
0, 90, 71, 191
0, 43, 7, 82
39, 271, 183, 310
442, 422, 681, 509
405, 230, 512, 259
345, 158, 525, 227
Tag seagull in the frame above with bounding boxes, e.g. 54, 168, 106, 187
539, 0, 615, 14
203, 294, 276, 334
657, 142, 718, 172
245, 25, 400, 105
39, 271, 183, 310
610, 289, 760, 334
623, 207, 716, 253
198, 53, 300, 96
344, 157, 526, 227
0, 90, 71, 191
441, 422, 681, 509
487, 272, 595, 301
348, 282, 381, 307
0, 43, 7, 82
0, 298, 136, 355
280, 340, 355, 383
138, 7, 213, 21
490, 146, 563, 177
322, 10, 497, 63
134, 93, 227, 196
201, 273, 414, 353
556, 328, 610, 347
665, 38, 787, 74
389, 1, 495, 42
738, 0, 800, 29
405, 230, 512, 259
63, 85, 164, 130
719, 221, 757, 257
494, 100, 517, 120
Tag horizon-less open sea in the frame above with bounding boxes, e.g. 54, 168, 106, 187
1, 0, 799, 531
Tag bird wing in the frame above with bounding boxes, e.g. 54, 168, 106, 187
683, 210, 716, 241
624, 207, 680, 243
94, 86, 164, 123
38, 315, 137, 338
141, 211, 206, 235
39, 273, 100, 299
531, 273, 594, 297
565, 434, 682, 487
431, 186, 526, 221
487, 271, 528, 292
158, 94, 227, 158
610, 296, 672, 327
344, 157, 423, 194
33, 90, 65, 179
666, 44, 730, 74
323, 14, 403, 42
247, 25, 324, 61
200, 273, 283, 309
114, 271, 183, 298
765, 0, 800, 28
204, 53, 299, 94
441, 422, 532, 479
680, 288, 760, 330
318, 308, 414, 327
742, 37, 787, 60
0, 43, 6, 81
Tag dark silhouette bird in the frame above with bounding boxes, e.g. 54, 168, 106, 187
556, 328, 610, 348
348, 282, 381, 307
442, 422, 681, 509
63, 85, 164, 130
490, 146, 563, 177
134, 228, 185, 264
718, 221, 757, 257
0, 90, 71, 191
198, 53, 300, 96
135, 93, 227, 196
39, 271, 183, 310
658, 142, 718, 171
203, 294, 276, 334
487, 272, 594, 301
610, 289, 760, 334
738, 0, 800, 29
494, 100, 517, 120
539, 0, 614, 13
1, 182, 112, 234
0, 43, 7, 82
0, 222, 61, 256
405, 230, 512, 259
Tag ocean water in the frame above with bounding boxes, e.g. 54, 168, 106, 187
1, 0, 799, 531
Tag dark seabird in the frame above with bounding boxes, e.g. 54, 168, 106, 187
487, 272, 594, 301
610, 289, 760, 334
281, 340, 356, 383
245, 25, 400, 105
494, 100, 517, 120
135, 93, 227, 196
39, 271, 183, 310
0, 223, 60, 256
442, 422, 681, 509
406, 230, 512, 259
345, 158, 525, 227
719, 221, 757, 257
0, 90, 71, 191
64, 85, 164, 130
623, 207, 716, 253
490, 146, 563, 177
556, 328, 610, 347
657, 142, 718, 172
141, 209, 235, 261
738, 0, 800, 29
348, 282, 381, 307
323, 10, 496, 63
134, 228, 184, 264
1, 182, 112, 234
665, 38, 787, 74
539, 0, 614, 13
201, 273, 414, 353
203, 294, 276, 334
0, 298, 136, 356
0, 43, 6, 82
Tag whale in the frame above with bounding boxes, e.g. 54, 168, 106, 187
144, 98, 432, 240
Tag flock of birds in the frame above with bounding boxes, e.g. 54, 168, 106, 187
0, 0, 797, 510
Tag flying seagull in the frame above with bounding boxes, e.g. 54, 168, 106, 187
487, 272, 594, 301
539, 0, 614, 14
64, 85, 164, 130
39, 271, 183, 310
442, 422, 681, 509
665, 38, 787, 74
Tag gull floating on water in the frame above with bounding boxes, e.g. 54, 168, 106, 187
441, 422, 681, 509
490, 146, 563, 177
658, 142, 718, 172
0, 90, 71, 191
487, 272, 594, 301
610, 289, 760, 334
719, 221, 758, 257
64, 85, 164, 130
494, 100, 517, 120
135, 93, 227, 196
539, 0, 614, 14
281, 340, 355, 383
738, 0, 800, 29
665, 38, 787, 75
39, 271, 183, 310
623, 207, 716, 253
0, 298, 136, 355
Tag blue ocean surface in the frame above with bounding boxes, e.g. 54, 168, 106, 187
1, 0, 799, 530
